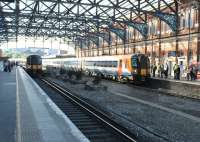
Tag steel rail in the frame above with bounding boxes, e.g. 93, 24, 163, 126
41, 78, 137, 142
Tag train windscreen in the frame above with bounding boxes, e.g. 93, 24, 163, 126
27, 55, 42, 65
131, 55, 138, 68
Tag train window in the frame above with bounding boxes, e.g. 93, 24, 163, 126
108, 61, 111, 67
93, 61, 96, 66
110, 61, 113, 67
107, 61, 110, 67
113, 61, 117, 67
100, 61, 103, 67
95, 61, 98, 66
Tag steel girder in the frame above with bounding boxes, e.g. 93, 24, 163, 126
0, 0, 179, 48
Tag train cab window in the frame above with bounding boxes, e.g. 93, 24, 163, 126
131, 56, 138, 68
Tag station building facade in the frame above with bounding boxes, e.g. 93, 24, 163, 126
77, 1, 200, 76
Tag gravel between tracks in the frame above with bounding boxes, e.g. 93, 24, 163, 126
47, 76, 200, 142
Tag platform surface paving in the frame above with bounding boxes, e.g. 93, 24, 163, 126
0, 70, 16, 142
0, 68, 89, 142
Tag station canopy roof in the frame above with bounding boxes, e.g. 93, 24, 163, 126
0, 0, 185, 46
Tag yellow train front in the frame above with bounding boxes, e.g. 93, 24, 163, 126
130, 54, 150, 82
116, 54, 150, 83
26, 55, 42, 77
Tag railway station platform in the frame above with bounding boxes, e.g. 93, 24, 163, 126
0, 67, 89, 142
147, 77, 200, 99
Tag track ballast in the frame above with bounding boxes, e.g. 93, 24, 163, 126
37, 78, 137, 142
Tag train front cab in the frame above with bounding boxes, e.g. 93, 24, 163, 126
131, 54, 150, 82
26, 55, 42, 77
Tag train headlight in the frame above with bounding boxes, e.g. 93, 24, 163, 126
132, 69, 137, 73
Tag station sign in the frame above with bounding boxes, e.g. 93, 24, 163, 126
168, 51, 176, 57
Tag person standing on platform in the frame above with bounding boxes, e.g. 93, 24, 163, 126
152, 63, 157, 77
190, 66, 194, 80
194, 65, 198, 80
157, 63, 161, 77
177, 65, 181, 80
160, 64, 164, 78
185, 65, 190, 80
4, 60, 8, 72
164, 63, 169, 78
173, 63, 177, 79
8, 60, 11, 72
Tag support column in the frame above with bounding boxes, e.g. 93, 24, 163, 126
144, 14, 147, 55
158, 19, 161, 63
145, 40, 147, 54
133, 29, 136, 54
109, 31, 111, 55
175, 37, 179, 64
115, 36, 118, 55
124, 26, 126, 55
197, 9, 200, 62
187, 8, 191, 65
102, 39, 104, 55
97, 46, 99, 56
175, 0, 179, 64
151, 35, 154, 64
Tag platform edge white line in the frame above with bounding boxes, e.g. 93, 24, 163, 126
16, 67, 22, 142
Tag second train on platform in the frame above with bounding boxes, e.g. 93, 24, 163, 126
43, 54, 150, 82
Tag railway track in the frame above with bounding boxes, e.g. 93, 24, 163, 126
37, 78, 137, 142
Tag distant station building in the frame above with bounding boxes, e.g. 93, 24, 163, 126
0, 49, 9, 71
77, 0, 200, 75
